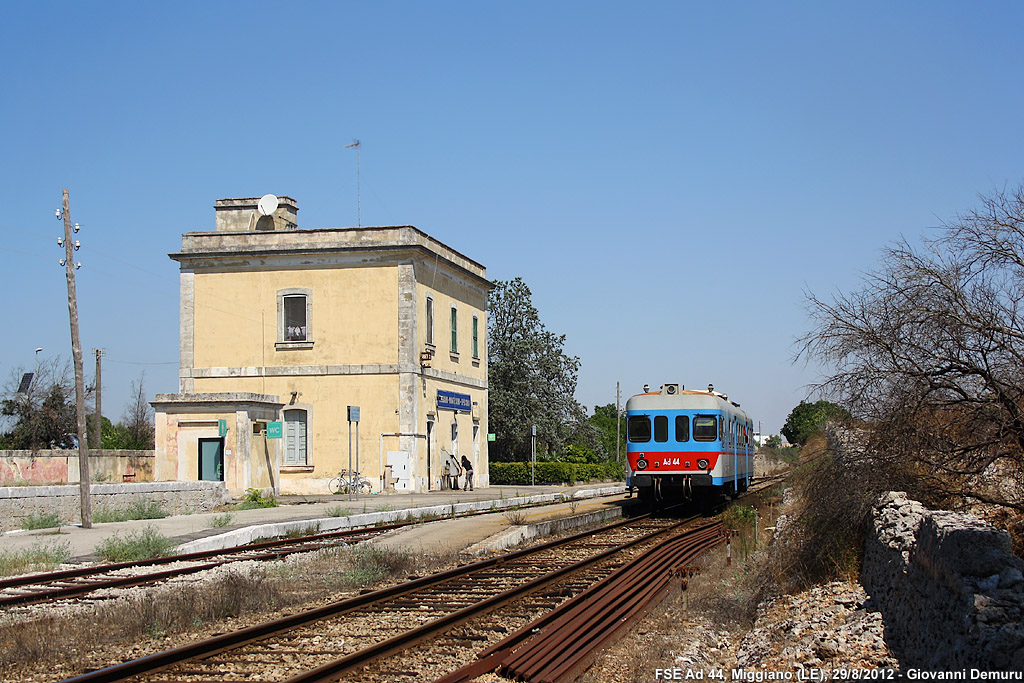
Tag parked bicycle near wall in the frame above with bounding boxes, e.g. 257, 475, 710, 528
328, 469, 373, 495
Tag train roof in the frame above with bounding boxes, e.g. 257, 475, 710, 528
626, 390, 752, 421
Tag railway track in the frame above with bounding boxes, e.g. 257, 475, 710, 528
59, 511, 719, 683
0, 522, 405, 609
2, 494, 623, 611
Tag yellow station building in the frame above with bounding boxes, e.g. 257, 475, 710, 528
152, 196, 491, 495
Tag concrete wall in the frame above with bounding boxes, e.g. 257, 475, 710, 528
0, 450, 154, 485
862, 491, 1024, 670
0, 481, 231, 531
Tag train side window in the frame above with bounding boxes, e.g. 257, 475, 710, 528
693, 415, 717, 442
675, 415, 690, 442
654, 416, 668, 442
627, 416, 651, 443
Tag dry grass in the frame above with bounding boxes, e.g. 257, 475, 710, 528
0, 543, 459, 678
503, 507, 526, 525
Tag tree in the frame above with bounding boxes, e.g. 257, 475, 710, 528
781, 400, 850, 446
488, 277, 587, 461
121, 374, 155, 450
798, 185, 1024, 511
0, 357, 78, 450
589, 404, 626, 460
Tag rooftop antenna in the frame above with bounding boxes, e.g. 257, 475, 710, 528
345, 140, 361, 227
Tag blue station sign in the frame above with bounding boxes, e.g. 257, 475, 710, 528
437, 390, 472, 412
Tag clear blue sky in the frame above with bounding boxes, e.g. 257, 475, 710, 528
2, 2, 1023, 436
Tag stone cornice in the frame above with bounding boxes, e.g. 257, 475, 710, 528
185, 364, 488, 390
170, 226, 490, 288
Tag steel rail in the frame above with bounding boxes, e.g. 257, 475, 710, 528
58, 510, 662, 683
0, 522, 403, 591
4, 491, 629, 607
504, 525, 724, 683
435, 520, 724, 683
0, 527, 393, 608
276, 515, 697, 683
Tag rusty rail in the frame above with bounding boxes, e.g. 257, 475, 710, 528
437, 520, 725, 683
0, 523, 401, 608
58, 511, 666, 683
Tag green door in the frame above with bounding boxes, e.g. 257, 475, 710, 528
199, 438, 224, 481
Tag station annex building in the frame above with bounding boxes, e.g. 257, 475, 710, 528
151, 196, 491, 495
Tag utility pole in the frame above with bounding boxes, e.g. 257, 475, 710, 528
59, 189, 92, 528
616, 381, 621, 462
93, 349, 103, 450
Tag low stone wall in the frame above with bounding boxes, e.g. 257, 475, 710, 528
0, 481, 231, 531
862, 491, 1024, 670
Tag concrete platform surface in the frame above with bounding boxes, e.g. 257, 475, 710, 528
0, 483, 630, 561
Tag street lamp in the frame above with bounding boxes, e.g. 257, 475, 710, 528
33, 348, 42, 389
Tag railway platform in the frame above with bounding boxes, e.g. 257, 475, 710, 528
0, 483, 631, 561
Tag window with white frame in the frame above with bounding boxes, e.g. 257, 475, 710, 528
277, 288, 313, 348
426, 296, 434, 346
472, 314, 479, 359
450, 305, 458, 354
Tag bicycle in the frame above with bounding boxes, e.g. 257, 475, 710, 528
328, 469, 373, 495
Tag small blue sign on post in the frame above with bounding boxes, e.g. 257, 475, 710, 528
437, 390, 471, 412
266, 421, 283, 439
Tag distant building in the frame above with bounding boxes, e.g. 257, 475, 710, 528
152, 196, 491, 495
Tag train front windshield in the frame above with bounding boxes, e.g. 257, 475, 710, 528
626, 416, 651, 442
692, 416, 718, 441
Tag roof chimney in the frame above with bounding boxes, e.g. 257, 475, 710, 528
214, 196, 298, 232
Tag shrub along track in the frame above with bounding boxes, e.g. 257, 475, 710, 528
57, 512, 721, 683
0, 523, 406, 609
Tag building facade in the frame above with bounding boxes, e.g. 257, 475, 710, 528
153, 196, 491, 495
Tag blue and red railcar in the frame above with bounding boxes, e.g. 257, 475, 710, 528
626, 383, 754, 503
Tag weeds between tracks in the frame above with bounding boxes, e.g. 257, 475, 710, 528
0, 542, 458, 679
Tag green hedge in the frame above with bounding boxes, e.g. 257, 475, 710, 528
489, 461, 625, 485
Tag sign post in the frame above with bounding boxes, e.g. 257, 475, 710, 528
531, 425, 537, 486
347, 406, 361, 500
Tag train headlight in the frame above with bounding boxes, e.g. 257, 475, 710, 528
697, 459, 709, 470
636, 458, 648, 470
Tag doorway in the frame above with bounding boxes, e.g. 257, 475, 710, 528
198, 438, 224, 481
426, 419, 435, 490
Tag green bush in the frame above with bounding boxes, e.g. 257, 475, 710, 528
235, 488, 278, 510
94, 526, 178, 562
21, 511, 63, 530
92, 499, 168, 523
0, 542, 71, 577
210, 513, 234, 528
489, 461, 625, 485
